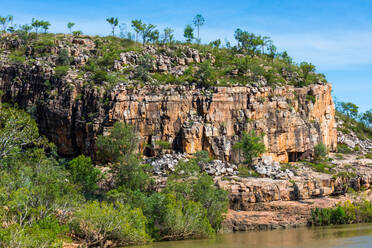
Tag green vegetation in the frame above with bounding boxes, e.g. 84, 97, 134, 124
304, 161, 335, 174
314, 143, 327, 160
336, 101, 372, 141
0, 106, 229, 246
310, 200, 372, 226
233, 130, 266, 165
337, 144, 353, 154
238, 166, 260, 177
193, 14, 205, 42
70, 201, 149, 247
0, 14, 330, 92
54, 65, 69, 78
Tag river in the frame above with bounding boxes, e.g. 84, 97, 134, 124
135, 223, 372, 248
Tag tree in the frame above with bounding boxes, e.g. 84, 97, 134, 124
184, 24, 194, 43
209, 39, 221, 48
106, 17, 118, 36
234, 29, 265, 55
0, 15, 13, 32
31, 18, 43, 35
131, 19, 143, 42
361, 110, 372, 128
300, 62, 316, 82
193, 14, 205, 41
0, 105, 39, 159
69, 155, 103, 196
162, 27, 174, 44
140, 23, 157, 45
261, 36, 272, 54
67, 22, 75, 34
96, 122, 138, 163
338, 102, 359, 119
40, 21, 51, 33
233, 130, 266, 165
72, 30, 82, 36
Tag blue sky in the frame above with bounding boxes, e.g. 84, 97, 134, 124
2, 0, 371, 111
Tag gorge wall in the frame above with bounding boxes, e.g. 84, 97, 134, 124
0, 60, 336, 162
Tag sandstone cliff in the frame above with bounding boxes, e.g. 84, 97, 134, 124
0, 34, 337, 162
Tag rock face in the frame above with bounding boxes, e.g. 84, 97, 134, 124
0, 36, 337, 163
109, 83, 336, 163
0, 66, 337, 162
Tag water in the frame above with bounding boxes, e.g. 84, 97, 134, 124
135, 224, 372, 248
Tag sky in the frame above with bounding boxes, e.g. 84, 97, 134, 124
1, 0, 371, 111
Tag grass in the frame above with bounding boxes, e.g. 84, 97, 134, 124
304, 161, 335, 174
54, 65, 69, 78
0, 32, 329, 90
337, 144, 353, 154
238, 166, 260, 177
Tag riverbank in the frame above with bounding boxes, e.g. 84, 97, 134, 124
133, 223, 372, 248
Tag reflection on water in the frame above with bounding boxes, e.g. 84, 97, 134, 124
134, 223, 372, 248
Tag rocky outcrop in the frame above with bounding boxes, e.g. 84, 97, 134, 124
0, 35, 337, 162
109, 83, 336, 163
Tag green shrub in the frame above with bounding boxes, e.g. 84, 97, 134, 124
56, 49, 70, 66
96, 122, 137, 163
155, 140, 171, 151
337, 144, 353, 154
70, 201, 150, 247
54, 65, 69, 78
310, 200, 372, 226
195, 60, 217, 88
238, 166, 260, 177
305, 161, 334, 174
69, 155, 103, 197
314, 143, 327, 160
233, 130, 266, 165
194, 150, 211, 164
306, 94, 316, 103
0, 217, 68, 248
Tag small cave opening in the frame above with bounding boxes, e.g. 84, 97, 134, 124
287, 152, 304, 162
143, 135, 154, 157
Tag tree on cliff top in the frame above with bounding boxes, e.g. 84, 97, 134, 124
193, 14, 205, 42
184, 24, 194, 43
67, 22, 75, 34
0, 15, 13, 32
233, 130, 266, 165
106, 17, 119, 36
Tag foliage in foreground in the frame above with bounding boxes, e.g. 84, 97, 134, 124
0, 106, 229, 247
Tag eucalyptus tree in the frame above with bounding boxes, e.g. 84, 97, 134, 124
193, 14, 205, 40
131, 19, 143, 42
0, 15, 13, 32
31, 18, 43, 34
162, 27, 174, 44
140, 23, 158, 44
184, 24, 194, 43
106, 17, 119, 36
67, 22, 75, 34
41, 21, 51, 33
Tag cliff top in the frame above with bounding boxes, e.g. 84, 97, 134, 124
0, 32, 328, 92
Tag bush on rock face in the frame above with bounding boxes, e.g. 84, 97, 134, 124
233, 130, 266, 165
